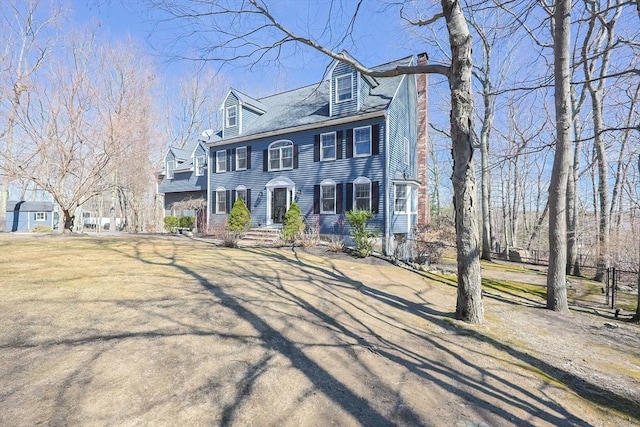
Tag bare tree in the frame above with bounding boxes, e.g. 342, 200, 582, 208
151, 0, 484, 322
0, 0, 60, 231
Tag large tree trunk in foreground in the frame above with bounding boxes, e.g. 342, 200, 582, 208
443, 0, 484, 323
547, 0, 571, 312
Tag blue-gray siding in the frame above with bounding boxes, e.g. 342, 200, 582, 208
242, 106, 262, 132
209, 117, 386, 234
6, 201, 54, 232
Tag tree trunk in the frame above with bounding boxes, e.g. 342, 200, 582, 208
62, 208, 75, 233
566, 134, 581, 276
480, 93, 493, 260
442, 0, 484, 323
547, 0, 571, 312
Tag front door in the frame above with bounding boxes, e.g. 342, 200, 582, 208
272, 188, 287, 224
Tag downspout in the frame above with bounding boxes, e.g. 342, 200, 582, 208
384, 112, 391, 256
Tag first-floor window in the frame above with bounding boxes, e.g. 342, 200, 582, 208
236, 186, 247, 205
354, 178, 371, 211
216, 188, 226, 214
394, 184, 408, 213
321, 181, 336, 214
35, 212, 46, 221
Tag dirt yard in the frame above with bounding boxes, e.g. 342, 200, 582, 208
0, 234, 638, 426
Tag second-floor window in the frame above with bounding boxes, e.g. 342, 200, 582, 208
166, 160, 174, 179
216, 151, 226, 173
336, 74, 353, 102
354, 126, 371, 157
226, 105, 237, 128
269, 140, 293, 171
236, 146, 247, 170
321, 132, 336, 161
195, 156, 205, 176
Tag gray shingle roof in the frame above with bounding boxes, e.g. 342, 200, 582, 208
7, 200, 54, 212
213, 55, 412, 145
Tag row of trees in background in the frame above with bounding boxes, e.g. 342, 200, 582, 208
0, 1, 226, 233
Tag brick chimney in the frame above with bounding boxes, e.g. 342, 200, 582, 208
416, 52, 430, 225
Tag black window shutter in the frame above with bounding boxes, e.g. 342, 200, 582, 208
247, 146, 252, 169
313, 185, 320, 214
314, 135, 320, 162
34, 213, 36, 220
371, 181, 379, 213
231, 148, 236, 171
227, 149, 232, 171
346, 183, 354, 211
231, 190, 236, 204
246, 189, 252, 212
211, 191, 216, 212
263, 149, 268, 171
346, 129, 353, 158
336, 131, 343, 159
293, 144, 299, 169
372, 124, 380, 155
226, 190, 231, 213
336, 183, 343, 213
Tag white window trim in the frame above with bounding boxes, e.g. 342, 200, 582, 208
216, 151, 227, 173
195, 156, 205, 176
320, 132, 336, 162
215, 187, 226, 214
268, 140, 294, 172
320, 179, 336, 214
35, 212, 46, 221
166, 160, 174, 180
335, 73, 353, 103
403, 137, 410, 165
394, 184, 409, 214
353, 126, 372, 158
226, 105, 237, 128
353, 177, 372, 211
235, 185, 247, 204
236, 146, 247, 171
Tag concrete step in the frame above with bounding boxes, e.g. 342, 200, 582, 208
239, 227, 282, 245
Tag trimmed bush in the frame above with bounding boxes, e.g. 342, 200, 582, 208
178, 216, 195, 230
282, 202, 305, 242
163, 216, 179, 232
345, 209, 376, 257
227, 199, 252, 233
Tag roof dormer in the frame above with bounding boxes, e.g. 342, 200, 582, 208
220, 89, 266, 139
325, 51, 378, 118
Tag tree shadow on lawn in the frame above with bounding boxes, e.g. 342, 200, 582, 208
255, 246, 640, 423
96, 239, 638, 424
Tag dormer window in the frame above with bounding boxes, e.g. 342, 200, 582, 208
195, 156, 205, 176
226, 105, 237, 128
166, 160, 174, 179
336, 74, 353, 103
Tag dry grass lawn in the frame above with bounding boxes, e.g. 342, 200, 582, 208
0, 234, 638, 426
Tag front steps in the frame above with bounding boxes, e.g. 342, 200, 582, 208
238, 227, 282, 246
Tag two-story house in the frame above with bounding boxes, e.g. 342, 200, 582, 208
204, 52, 430, 256
158, 134, 210, 230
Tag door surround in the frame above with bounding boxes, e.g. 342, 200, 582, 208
265, 176, 296, 226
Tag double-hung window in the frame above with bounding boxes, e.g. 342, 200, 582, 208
236, 146, 247, 170
226, 105, 237, 128
394, 184, 409, 213
354, 178, 371, 211
336, 74, 353, 102
269, 140, 293, 171
216, 151, 226, 173
216, 188, 226, 214
195, 156, 205, 176
166, 160, 174, 179
320, 132, 336, 161
235, 186, 247, 205
320, 181, 336, 214
354, 126, 371, 157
